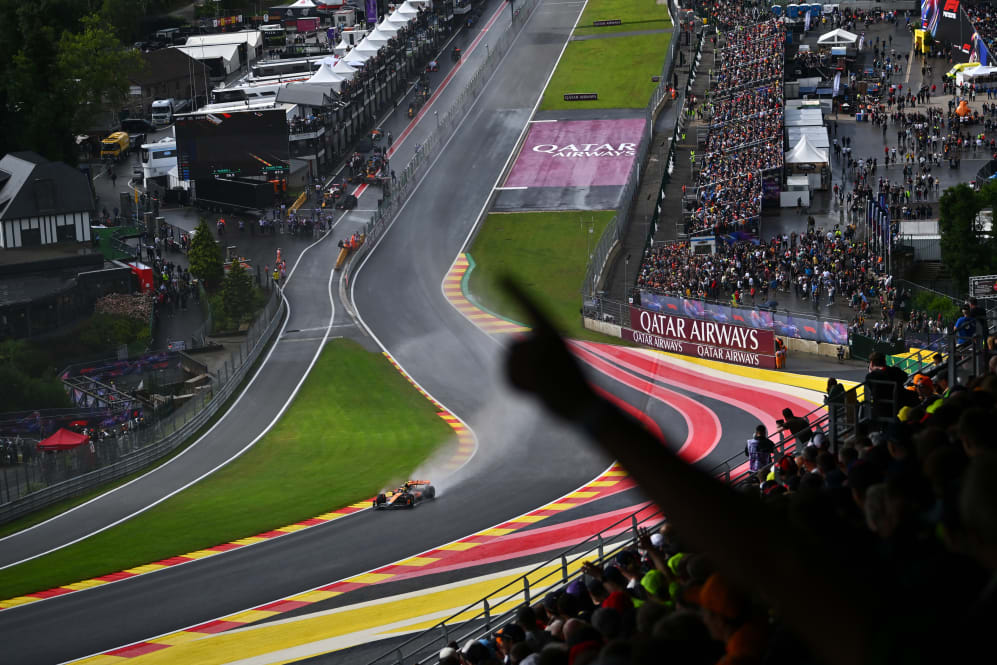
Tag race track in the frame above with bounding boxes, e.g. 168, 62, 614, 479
0, 2, 792, 662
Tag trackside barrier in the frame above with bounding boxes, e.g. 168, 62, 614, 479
344, 0, 542, 283
365, 506, 667, 665
0, 284, 286, 524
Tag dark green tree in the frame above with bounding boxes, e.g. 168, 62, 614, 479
220, 261, 255, 326
57, 14, 144, 138
0, 2, 142, 164
188, 219, 224, 289
939, 182, 997, 292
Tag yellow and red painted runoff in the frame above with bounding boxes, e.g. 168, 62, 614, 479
69, 464, 635, 663
444, 254, 530, 334
382, 351, 476, 473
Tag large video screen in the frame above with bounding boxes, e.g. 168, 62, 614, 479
176, 109, 289, 180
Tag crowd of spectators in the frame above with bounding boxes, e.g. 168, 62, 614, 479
690, 19, 784, 236
636, 228, 889, 315
487, 257, 997, 665
447, 344, 997, 665
964, 2, 997, 59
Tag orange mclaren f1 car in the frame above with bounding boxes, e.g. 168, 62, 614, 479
373, 480, 436, 509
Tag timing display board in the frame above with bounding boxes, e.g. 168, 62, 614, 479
176, 109, 290, 180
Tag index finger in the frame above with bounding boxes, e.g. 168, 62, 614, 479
499, 276, 558, 335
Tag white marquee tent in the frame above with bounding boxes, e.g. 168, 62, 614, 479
376, 20, 400, 35
308, 63, 344, 86
344, 46, 374, 64
817, 28, 858, 46
396, 2, 420, 17
365, 28, 391, 44
333, 58, 358, 77
785, 135, 828, 165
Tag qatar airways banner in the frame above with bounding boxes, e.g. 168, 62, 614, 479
626, 306, 777, 368
621, 329, 779, 369
505, 118, 647, 188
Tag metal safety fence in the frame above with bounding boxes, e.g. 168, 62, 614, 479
365, 505, 667, 665
0, 283, 285, 524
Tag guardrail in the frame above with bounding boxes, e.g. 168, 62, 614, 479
0, 283, 286, 524
366, 504, 666, 665
345, 0, 543, 282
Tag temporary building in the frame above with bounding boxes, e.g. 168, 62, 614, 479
344, 46, 374, 64
961, 65, 997, 80
38, 428, 89, 451
785, 135, 829, 191
364, 28, 390, 45
786, 125, 829, 150
288, 0, 317, 7
817, 28, 858, 46
353, 39, 383, 57
377, 20, 401, 35
785, 135, 828, 165
385, 10, 415, 26
308, 63, 344, 87
784, 107, 823, 127
396, 2, 420, 17
333, 58, 358, 77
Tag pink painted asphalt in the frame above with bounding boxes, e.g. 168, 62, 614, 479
381, 503, 657, 583
572, 343, 723, 464
578, 342, 822, 472
504, 119, 647, 188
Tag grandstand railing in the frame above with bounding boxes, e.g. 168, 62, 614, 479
365, 503, 666, 665
0, 282, 286, 524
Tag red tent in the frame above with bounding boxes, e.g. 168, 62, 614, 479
37, 428, 89, 451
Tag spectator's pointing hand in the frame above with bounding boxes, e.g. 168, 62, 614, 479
501, 277, 596, 422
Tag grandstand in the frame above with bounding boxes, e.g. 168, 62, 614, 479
368, 324, 996, 665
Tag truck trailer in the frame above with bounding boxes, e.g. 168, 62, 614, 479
151, 98, 190, 126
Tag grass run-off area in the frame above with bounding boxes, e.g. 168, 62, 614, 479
0, 339, 453, 600
540, 33, 671, 111
467, 211, 628, 343
573, 0, 672, 37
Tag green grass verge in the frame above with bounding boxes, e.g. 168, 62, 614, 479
540, 33, 671, 110
467, 211, 630, 343
0, 339, 452, 600
573, 0, 672, 37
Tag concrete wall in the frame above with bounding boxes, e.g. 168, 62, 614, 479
583, 317, 622, 338
779, 335, 848, 359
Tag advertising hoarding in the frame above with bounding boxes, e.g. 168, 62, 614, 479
625, 306, 778, 368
